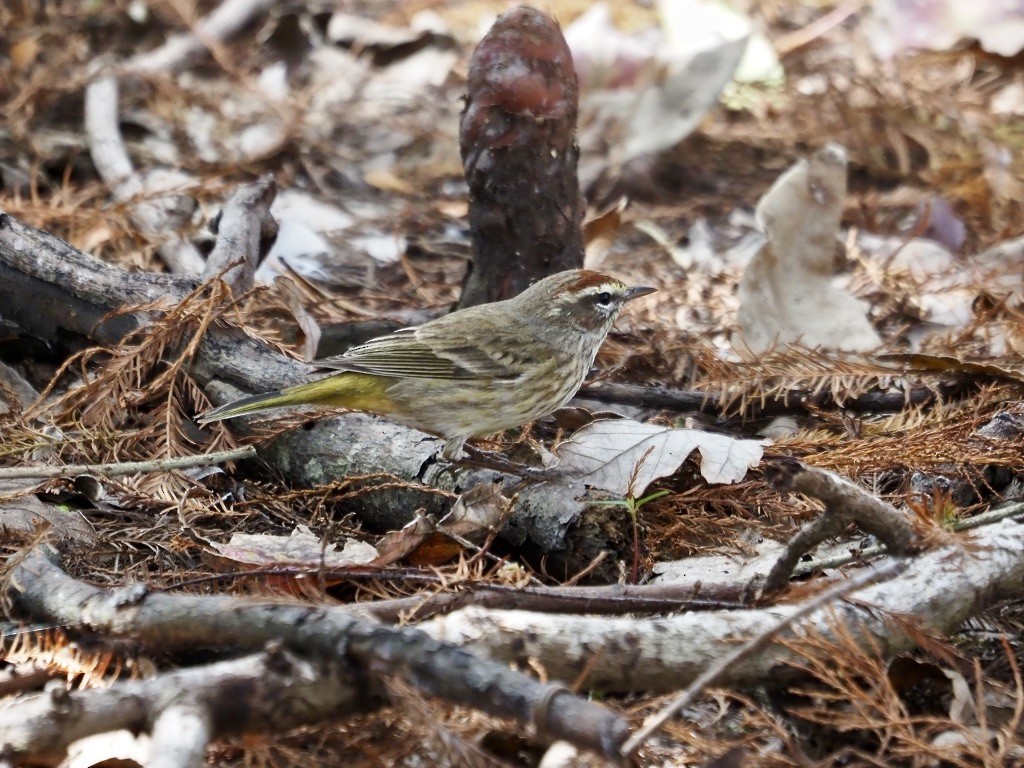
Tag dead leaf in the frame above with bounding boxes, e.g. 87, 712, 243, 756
274, 276, 321, 362
583, 197, 627, 269
865, 0, 1024, 57
364, 168, 416, 196
438, 481, 513, 538
733, 143, 882, 353
0, 484, 95, 543
375, 483, 512, 566
374, 512, 460, 566
210, 525, 378, 568
617, 35, 749, 165
556, 419, 767, 496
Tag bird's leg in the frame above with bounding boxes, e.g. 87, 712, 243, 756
457, 444, 568, 482
441, 436, 468, 461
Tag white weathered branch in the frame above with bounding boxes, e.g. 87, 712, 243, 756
0, 648, 364, 765
126, 0, 277, 75
84, 76, 205, 274
425, 518, 1024, 692
6, 545, 629, 760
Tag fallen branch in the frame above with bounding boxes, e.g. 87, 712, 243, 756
620, 560, 905, 758
354, 580, 744, 623
423, 517, 1024, 692
579, 378, 965, 418
0, 446, 256, 480
762, 459, 922, 593
0, 646, 366, 766
5, 545, 629, 760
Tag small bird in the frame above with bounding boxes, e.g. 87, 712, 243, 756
198, 269, 655, 459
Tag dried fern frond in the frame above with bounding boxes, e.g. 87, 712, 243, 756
692, 346, 923, 417
13, 280, 274, 505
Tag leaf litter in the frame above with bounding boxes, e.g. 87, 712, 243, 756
2, 1, 1024, 766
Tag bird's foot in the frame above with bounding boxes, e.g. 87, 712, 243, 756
457, 444, 568, 482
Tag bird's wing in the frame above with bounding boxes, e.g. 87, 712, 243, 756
314, 315, 527, 380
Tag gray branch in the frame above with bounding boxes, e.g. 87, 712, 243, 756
0, 647, 365, 765
424, 517, 1024, 692
5, 545, 629, 760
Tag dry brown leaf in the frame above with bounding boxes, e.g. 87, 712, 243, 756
0, 482, 95, 543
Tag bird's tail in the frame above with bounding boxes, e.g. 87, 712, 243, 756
197, 388, 307, 424
197, 372, 393, 425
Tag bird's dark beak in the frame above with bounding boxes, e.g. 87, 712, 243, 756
625, 285, 656, 302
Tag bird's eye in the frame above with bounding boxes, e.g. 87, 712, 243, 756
595, 291, 613, 306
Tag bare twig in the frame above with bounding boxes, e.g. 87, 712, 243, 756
762, 459, 922, 593
0, 446, 255, 480
125, 0, 277, 75
620, 560, 907, 759
0, 647, 365, 764
578, 379, 959, 419
773, 0, 864, 56
794, 499, 1024, 576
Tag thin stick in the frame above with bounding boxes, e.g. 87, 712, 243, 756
0, 446, 255, 480
795, 500, 1024, 576
620, 559, 907, 759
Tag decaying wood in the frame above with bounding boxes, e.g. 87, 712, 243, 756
5, 545, 630, 760
424, 517, 1024, 692
457, 7, 584, 308
762, 459, 922, 593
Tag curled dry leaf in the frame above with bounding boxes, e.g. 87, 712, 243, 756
0, 481, 96, 543
555, 419, 767, 496
569, 2, 752, 178
273, 276, 321, 363
733, 143, 882, 354
209, 524, 378, 568
374, 483, 512, 566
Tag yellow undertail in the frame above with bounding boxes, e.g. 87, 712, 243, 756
197, 372, 396, 423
